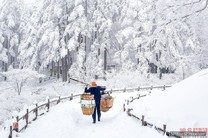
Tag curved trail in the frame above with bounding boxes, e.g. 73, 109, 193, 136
17, 92, 163, 138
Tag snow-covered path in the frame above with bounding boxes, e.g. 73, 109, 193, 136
17, 92, 164, 138
4, 69, 208, 138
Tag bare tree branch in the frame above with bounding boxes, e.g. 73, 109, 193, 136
184, 0, 202, 6
165, 0, 208, 25
181, 0, 208, 18
162, 0, 202, 12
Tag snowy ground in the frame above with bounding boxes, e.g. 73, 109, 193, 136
0, 78, 85, 125
0, 73, 171, 138
16, 92, 165, 138
1, 69, 208, 137
131, 69, 208, 134
0, 72, 176, 126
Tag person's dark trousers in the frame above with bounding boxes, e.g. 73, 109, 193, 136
92, 102, 101, 123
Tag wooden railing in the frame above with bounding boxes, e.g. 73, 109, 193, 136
2, 84, 171, 138
106, 85, 171, 93
5, 93, 80, 138
123, 93, 181, 138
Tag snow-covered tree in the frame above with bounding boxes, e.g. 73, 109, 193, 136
0, 0, 23, 73
87, 0, 121, 76
66, 0, 89, 81
19, 0, 92, 81
0, 69, 45, 95
18, 5, 41, 69
115, 0, 205, 79
9, 0, 208, 82
145, 0, 204, 79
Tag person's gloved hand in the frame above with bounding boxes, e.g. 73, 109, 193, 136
101, 91, 107, 95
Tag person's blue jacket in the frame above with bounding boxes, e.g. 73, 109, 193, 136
85, 86, 106, 103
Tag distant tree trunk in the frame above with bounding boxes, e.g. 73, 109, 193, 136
67, 51, 73, 83
3, 36, 9, 71
2, 62, 7, 81
61, 56, 68, 82
0, 61, 2, 71
61, 30, 69, 82
57, 60, 60, 79
3, 62, 8, 72
65, 55, 68, 80
61, 58, 65, 81
98, 48, 100, 56
104, 48, 107, 71
84, 36, 87, 62
137, 44, 141, 65
3, 36, 9, 80
182, 66, 185, 80
68, 50, 72, 69
159, 68, 162, 79
159, 72, 162, 79
51, 61, 54, 77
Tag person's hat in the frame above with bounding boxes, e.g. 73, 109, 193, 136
91, 81, 97, 87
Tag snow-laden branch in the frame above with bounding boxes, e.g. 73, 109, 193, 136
197, 0, 208, 11
168, 0, 202, 8
166, 0, 208, 25
162, 0, 202, 14
182, 0, 208, 18
183, 0, 202, 6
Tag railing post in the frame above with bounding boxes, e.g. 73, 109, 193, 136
47, 99, 50, 112
137, 86, 140, 91
35, 104, 38, 120
13, 116, 19, 132
142, 115, 144, 126
110, 89, 112, 94
163, 85, 166, 90
70, 93, 73, 100
25, 109, 29, 127
9, 126, 12, 138
137, 94, 140, 99
57, 96, 61, 104
123, 104, 125, 112
123, 88, 126, 92
127, 108, 132, 116
163, 124, 166, 135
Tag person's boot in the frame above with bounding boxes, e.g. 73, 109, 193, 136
93, 120, 96, 124
98, 118, 100, 121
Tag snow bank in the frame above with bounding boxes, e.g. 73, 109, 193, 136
132, 69, 208, 131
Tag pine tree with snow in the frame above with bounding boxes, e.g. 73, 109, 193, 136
0, 0, 23, 73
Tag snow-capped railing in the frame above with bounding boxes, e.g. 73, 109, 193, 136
124, 94, 180, 138
4, 84, 171, 138
4, 93, 81, 138
106, 85, 171, 93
